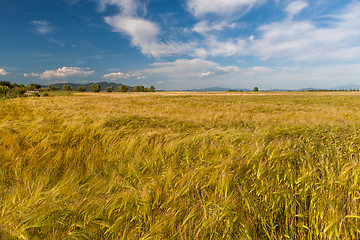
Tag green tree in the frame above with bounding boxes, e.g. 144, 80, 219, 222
0, 81, 11, 88
62, 85, 73, 91
10, 83, 19, 89
253, 87, 259, 92
118, 85, 128, 92
106, 86, 114, 92
148, 85, 155, 92
27, 83, 42, 91
0, 85, 10, 96
90, 84, 100, 92
132, 85, 145, 92
77, 86, 86, 92
48, 85, 59, 91
11, 87, 26, 97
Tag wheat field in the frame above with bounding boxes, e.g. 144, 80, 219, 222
1, 91, 360, 239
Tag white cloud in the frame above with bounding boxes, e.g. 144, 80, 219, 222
33, 67, 95, 79
32, 20, 52, 34
48, 38, 65, 47
105, 16, 159, 46
23, 73, 40, 77
199, 66, 271, 77
186, 0, 266, 18
255, 64, 360, 89
192, 21, 237, 35
145, 59, 218, 78
199, 66, 240, 77
103, 71, 145, 80
102, 1, 197, 58
97, 0, 141, 15
285, 0, 308, 18
248, 2, 360, 62
207, 36, 249, 57
98, 0, 360, 65
0, 69, 9, 76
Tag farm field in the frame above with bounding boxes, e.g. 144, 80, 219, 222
1, 91, 360, 239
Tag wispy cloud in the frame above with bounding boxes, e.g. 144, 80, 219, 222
285, 0, 308, 18
249, 1, 360, 62
23, 73, 40, 77
145, 59, 217, 78
186, 0, 266, 18
48, 38, 65, 47
0, 69, 9, 76
192, 21, 237, 35
97, 0, 143, 14
199, 65, 240, 77
184, 1, 360, 62
32, 20, 52, 34
24, 67, 94, 79
103, 71, 145, 80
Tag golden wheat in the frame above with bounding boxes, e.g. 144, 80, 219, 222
1, 92, 360, 239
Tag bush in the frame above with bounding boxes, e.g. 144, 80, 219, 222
106, 86, 114, 92
43, 93, 49, 97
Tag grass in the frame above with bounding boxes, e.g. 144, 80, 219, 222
1, 91, 360, 239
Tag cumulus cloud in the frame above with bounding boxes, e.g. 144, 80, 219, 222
102, 1, 197, 58
28, 67, 95, 79
186, 0, 266, 18
103, 71, 145, 80
32, 20, 52, 34
0, 69, 9, 76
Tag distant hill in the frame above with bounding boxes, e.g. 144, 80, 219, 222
47, 82, 129, 91
330, 84, 360, 90
184, 85, 360, 92
184, 87, 250, 92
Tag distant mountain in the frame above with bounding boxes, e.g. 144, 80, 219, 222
47, 82, 128, 91
297, 87, 323, 91
184, 87, 250, 92
330, 84, 360, 90
184, 85, 360, 92
266, 89, 293, 92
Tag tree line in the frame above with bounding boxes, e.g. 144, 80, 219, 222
73, 84, 155, 92
0, 81, 155, 99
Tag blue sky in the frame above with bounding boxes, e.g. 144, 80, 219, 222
1, 0, 360, 90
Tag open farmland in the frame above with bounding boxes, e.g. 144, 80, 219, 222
1, 91, 360, 239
